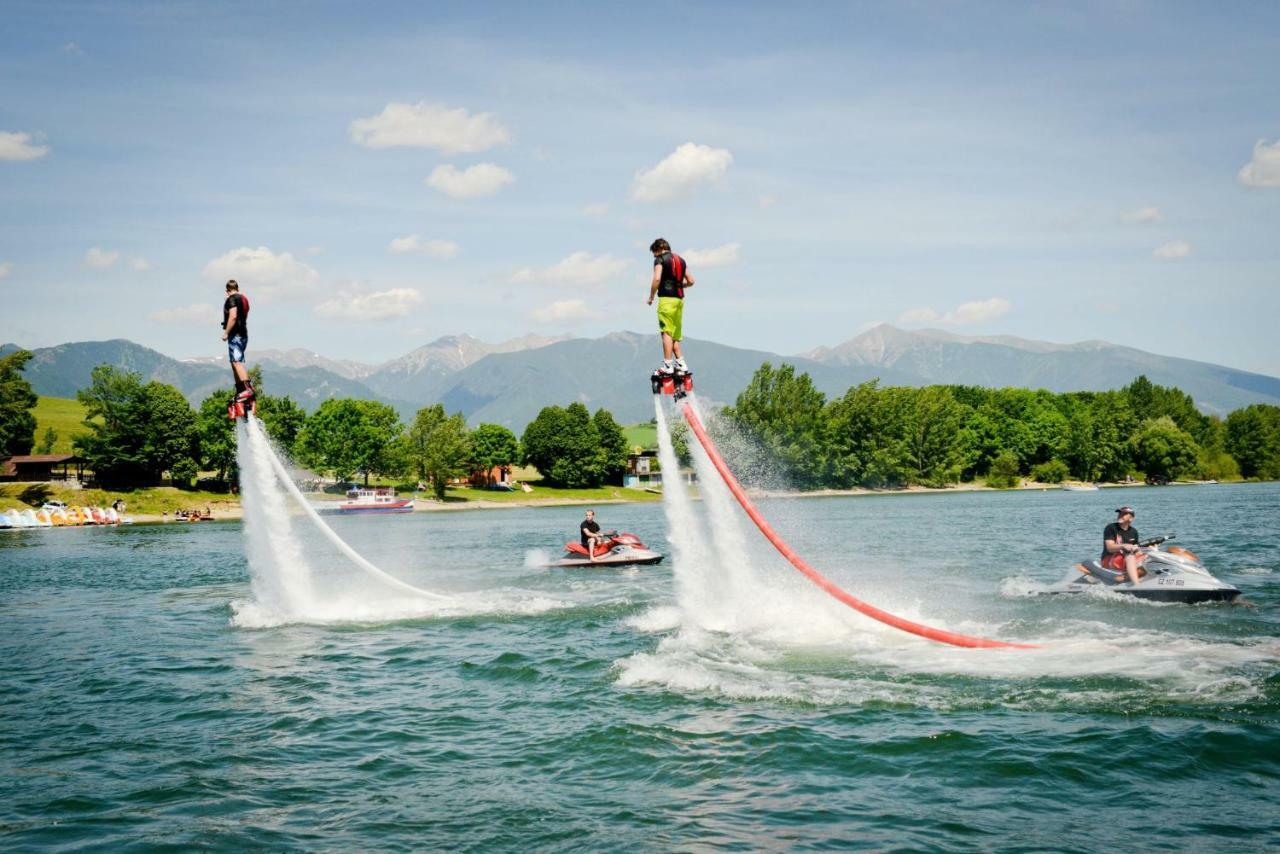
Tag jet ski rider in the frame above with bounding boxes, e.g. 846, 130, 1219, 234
1102, 506, 1145, 586
580, 509, 606, 562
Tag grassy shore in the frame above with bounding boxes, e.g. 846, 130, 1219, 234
32, 396, 92, 455
0, 483, 239, 516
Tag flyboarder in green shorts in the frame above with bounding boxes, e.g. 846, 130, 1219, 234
646, 238, 694, 374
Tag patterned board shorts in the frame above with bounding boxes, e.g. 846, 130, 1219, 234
227, 334, 248, 363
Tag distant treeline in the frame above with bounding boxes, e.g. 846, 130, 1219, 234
691, 363, 1280, 489
2, 354, 628, 496
3, 350, 1278, 494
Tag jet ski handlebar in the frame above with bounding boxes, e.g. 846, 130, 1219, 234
1138, 534, 1175, 548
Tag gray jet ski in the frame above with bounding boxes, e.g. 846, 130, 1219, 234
1048, 535, 1240, 604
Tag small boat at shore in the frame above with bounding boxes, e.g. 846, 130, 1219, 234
1062, 484, 1099, 492
338, 487, 415, 514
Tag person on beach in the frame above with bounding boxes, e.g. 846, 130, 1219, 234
646, 238, 694, 374
580, 509, 605, 562
1101, 506, 1145, 585
220, 279, 254, 404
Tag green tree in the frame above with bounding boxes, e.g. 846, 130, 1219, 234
36, 426, 58, 455
0, 349, 38, 456
591, 408, 630, 486
1130, 416, 1200, 481
1087, 391, 1138, 481
1031, 459, 1070, 484
900, 386, 973, 486
721, 363, 831, 488
1124, 375, 1212, 445
987, 450, 1020, 489
74, 366, 199, 487
403, 404, 472, 499
469, 423, 520, 484
196, 391, 237, 480
256, 394, 306, 451
296, 398, 402, 484
521, 403, 609, 488
1225, 404, 1280, 480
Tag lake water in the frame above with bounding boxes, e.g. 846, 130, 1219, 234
2, 471, 1278, 849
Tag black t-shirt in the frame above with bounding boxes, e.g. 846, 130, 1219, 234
654, 252, 688, 299
1102, 522, 1139, 561
222, 293, 249, 338
580, 518, 600, 547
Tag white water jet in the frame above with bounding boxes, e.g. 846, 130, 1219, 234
235, 418, 317, 619
249, 417, 449, 601
654, 398, 732, 629
684, 397, 768, 601
233, 415, 451, 626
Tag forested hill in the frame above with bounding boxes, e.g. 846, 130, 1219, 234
4, 326, 1279, 432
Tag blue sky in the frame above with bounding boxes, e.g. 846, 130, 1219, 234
2, 1, 1278, 375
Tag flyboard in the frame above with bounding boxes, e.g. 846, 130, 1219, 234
234, 405, 451, 602
652, 370, 1034, 650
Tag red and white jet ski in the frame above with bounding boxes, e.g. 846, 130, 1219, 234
545, 531, 664, 568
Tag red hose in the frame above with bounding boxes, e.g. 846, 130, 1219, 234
680, 403, 1036, 650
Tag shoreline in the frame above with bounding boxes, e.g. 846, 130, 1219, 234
115, 479, 1232, 524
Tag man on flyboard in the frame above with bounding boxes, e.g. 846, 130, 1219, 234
221, 279, 255, 419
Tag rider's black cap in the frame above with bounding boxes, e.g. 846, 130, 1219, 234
1115, 506, 1135, 516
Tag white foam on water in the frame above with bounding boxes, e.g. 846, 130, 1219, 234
1235, 566, 1274, 575
615, 615, 1280, 709
626, 605, 682, 633
524, 548, 550, 568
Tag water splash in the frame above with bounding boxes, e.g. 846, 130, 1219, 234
234, 418, 316, 619
231, 415, 450, 627
654, 398, 721, 626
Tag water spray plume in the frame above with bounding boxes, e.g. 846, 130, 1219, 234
679, 402, 1036, 650
239, 414, 451, 607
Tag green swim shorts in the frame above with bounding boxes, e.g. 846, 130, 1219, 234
657, 296, 684, 340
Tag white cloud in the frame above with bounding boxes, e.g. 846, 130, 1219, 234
583, 203, 610, 218
202, 246, 320, 301
425, 163, 515, 199
1238, 139, 1280, 188
1153, 240, 1192, 259
62, 42, 84, 55
1122, 206, 1164, 223
349, 102, 511, 154
148, 303, 213, 325
631, 142, 733, 202
531, 299, 597, 325
0, 131, 49, 161
130, 257, 152, 271
898, 297, 1012, 327
0, 261, 12, 279
683, 242, 740, 268
315, 287, 423, 321
388, 234, 459, 258
84, 247, 119, 269
758, 195, 777, 210
510, 251, 630, 288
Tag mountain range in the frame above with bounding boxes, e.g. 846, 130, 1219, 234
5, 325, 1279, 432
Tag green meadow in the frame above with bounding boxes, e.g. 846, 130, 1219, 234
31, 396, 92, 455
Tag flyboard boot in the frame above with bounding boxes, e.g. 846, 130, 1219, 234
227, 381, 257, 420
650, 360, 693, 402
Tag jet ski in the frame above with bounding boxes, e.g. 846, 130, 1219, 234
1048, 535, 1240, 604
546, 531, 664, 568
